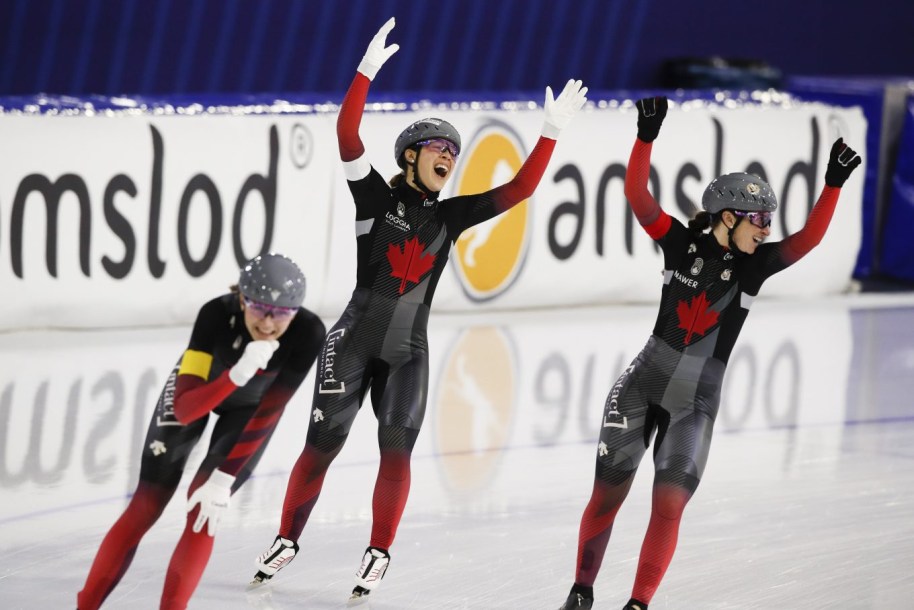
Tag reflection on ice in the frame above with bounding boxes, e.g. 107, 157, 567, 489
1, 295, 913, 608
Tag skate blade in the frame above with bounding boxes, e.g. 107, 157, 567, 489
348, 586, 372, 604
246, 572, 272, 591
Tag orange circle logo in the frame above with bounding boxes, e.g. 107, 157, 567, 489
433, 326, 517, 492
451, 123, 531, 301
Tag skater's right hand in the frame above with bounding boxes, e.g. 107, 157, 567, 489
357, 17, 399, 81
187, 469, 235, 536
229, 339, 280, 386
635, 96, 668, 143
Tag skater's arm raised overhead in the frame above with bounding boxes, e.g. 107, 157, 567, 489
338, 17, 399, 174
624, 96, 672, 240
776, 138, 861, 266
484, 79, 588, 208
448, 79, 588, 231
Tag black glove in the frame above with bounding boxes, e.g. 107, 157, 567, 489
824, 137, 862, 187
635, 96, 668, 143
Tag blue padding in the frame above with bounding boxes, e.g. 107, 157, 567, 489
879, 100, 914, 282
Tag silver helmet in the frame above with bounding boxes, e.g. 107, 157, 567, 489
238, 253, 305, 308
701, 172, 777, 214
394, 117, 461, 169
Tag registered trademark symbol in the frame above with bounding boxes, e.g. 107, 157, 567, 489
290, 123, 313, 169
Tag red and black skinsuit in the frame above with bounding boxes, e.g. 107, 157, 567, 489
573, 138, 844, 604
275, 70, 558, 553
78, 294, 324, 609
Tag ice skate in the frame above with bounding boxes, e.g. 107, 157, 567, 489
348, 546, 390, 602
248, 535, 299, 589
622, 599, 648, 610
558, 590, 594, 609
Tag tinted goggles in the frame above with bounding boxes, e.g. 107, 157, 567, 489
732, 210, 772, 229
418, 138, 459, 159
243, 296, 298, 321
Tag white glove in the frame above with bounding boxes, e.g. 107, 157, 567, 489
187, 469, 235, 536
229, 339, 280, 386
542, 79, 588, 139
357, 17, 399, 81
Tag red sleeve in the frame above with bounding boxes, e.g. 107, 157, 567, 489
778, 185, 841, 265
490, 136, 557, 214
172, 372, 236, 425
337, 72, 370, 162
446, 136, 557, 232
624, 138, 671, 240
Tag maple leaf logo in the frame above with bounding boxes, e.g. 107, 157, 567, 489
387, 237, 436, 294
676, 291, 719, 345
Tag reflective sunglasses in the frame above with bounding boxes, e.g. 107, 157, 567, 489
732, 210, 772, 229
418, 138, 459, 159
243, 296, 298, 321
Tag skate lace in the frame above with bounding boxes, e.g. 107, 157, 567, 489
260, 541, 296, 571
357, 555, 388, 582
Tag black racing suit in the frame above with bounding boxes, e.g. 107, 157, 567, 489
276, 69, 558, 550
79, 293, 324, 610
143, 294, 325, 486
573, 137, 844, 604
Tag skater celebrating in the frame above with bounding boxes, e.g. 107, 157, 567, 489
249, 17, 587, 601
77, 254, 325, 610
558, 97, 861, 610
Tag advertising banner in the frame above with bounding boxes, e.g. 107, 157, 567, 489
0, 113, 334, 329
1, 99, 866, 329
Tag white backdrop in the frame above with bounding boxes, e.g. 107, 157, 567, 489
0, 99, 866, 329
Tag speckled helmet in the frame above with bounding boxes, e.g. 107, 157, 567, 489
238, 253, 305, 308
702, 172, 778, 214
394, 117, 461, 169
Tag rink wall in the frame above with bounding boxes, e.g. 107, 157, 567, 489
0, 93, 867, 330
0, 297, 874, 526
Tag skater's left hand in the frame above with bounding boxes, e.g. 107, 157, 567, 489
635, 96, 668, 143
542, 79, 588, 139
187, 469, 236, 536
824, 137, 862, 187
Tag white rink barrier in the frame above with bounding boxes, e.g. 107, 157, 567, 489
0, 98, 866, 329
0, 298, 854, 537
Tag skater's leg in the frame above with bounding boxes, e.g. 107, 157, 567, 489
160, 409, 263, 608
279, 441, 345, 539
78, 396, 206, 610
369, 424, 419, 549
77, 481, 176, 610
350, 350, 427, 599
630, 397, 716, 604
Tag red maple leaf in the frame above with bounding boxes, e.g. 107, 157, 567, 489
387, 237, 437, 294
676, 291, 719, 345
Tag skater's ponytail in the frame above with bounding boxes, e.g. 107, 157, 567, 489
689, 211, 714, 237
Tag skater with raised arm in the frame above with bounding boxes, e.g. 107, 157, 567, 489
558, 97, 861, 609
249, 16, 587, 602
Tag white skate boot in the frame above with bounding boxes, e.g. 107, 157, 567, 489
348, 546, 390, 601
248, 535, 299, 589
